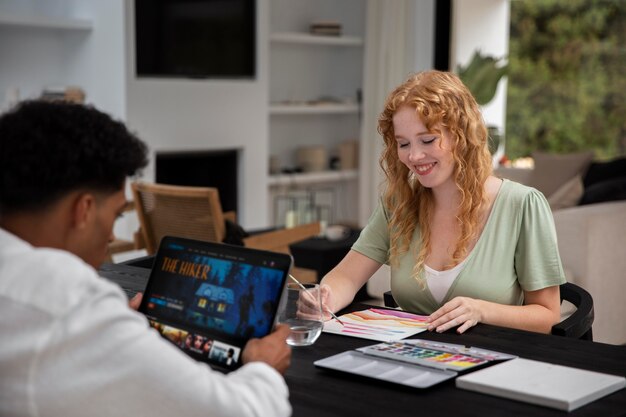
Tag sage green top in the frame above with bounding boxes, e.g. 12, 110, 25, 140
352, 179, 566, 314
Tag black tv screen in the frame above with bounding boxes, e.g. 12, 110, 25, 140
135, 0, 256, 79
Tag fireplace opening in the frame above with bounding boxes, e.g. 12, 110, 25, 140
155, 149, 238, 214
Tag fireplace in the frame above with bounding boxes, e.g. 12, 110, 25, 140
155, 149, 239, 213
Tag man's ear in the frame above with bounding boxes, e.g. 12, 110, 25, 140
71, 192, 97, 230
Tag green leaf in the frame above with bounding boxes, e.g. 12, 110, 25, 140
457, 51, 508, 105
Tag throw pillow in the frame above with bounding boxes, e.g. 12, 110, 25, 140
579, 177, 626, 205
547, 174, 584, 211
530, 151, 594, 198
583, 156, 626, 188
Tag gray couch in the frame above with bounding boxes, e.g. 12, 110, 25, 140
496, 153, 626, 344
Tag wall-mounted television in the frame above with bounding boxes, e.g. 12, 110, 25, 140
135, 0, 256, 79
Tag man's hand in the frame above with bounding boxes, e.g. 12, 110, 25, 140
241, 324, 292, 375
129, 292, 143, 310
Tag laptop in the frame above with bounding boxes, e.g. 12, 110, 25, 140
99, 262, 151, 298
138, 236, 293, 372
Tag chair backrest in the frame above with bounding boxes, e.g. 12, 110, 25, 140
131, 182, 226, 255
551, 282, 594, 341
382, 282, 594, 341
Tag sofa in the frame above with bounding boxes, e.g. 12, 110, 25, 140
552, 200, 626, 345
496, 152, 626, 345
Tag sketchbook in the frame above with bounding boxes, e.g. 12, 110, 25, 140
456, 357, 626, 411
323, 308, 429, 342
314, 339, 517, 389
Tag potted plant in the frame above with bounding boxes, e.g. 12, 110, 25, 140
457, 51, 508, 156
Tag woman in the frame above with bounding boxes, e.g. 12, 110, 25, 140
320, 70, 565, 334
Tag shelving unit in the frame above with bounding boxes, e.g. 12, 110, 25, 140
268, 0, 366, 227
0, 13, 92, 31
270, 32, 363, 46
0, 8, 96, 111
0, 2, 124, 121
269, 102, 359, 115
268, 169, 358, 187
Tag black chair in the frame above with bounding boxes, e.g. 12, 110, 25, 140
383, 291, 399, 309
551, 282, 594, 341
382, 282, 594, 341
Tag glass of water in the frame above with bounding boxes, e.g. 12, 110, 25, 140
277, 283, 324, 346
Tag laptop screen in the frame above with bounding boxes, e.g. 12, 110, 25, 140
139, 236, 292, 371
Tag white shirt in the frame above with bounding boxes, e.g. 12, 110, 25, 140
0, 228, 291, 417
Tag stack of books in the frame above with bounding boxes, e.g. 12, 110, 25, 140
40, 86, 85, 103
310, 21, 341, 36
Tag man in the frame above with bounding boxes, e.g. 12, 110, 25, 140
0, 101, 292, 417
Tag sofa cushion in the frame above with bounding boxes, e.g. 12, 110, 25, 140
530, 151, 594, 197
493, 166, 534, 185
547, 174, 585, 210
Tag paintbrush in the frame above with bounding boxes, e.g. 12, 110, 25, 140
289, 274, 345, 326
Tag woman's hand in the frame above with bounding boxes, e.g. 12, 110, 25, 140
319, 284, 335, 321
427, 296, 484, 334
295, 284, 335, 321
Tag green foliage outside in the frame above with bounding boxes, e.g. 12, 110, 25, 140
506, 0, 626, 160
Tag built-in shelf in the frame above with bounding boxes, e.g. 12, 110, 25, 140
0, 13, 93, 31
268, 169, 358, 187
270, 32, 363, 46
270, 103, 359, 115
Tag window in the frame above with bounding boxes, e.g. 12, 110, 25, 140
506, 0, 626, 159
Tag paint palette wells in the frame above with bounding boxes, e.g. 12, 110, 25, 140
314, 339, 517, 389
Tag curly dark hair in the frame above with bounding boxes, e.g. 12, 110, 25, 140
0, 100, 148, 215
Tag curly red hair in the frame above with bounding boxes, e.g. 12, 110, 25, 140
377, 70, 492, 282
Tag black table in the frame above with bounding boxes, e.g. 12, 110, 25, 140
100, 264, 626, 416
286, 303, 626, 417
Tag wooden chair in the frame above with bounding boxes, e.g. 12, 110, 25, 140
105, 201, 141, 262
131, 182, 236, 255
243, 222, 321, 284
243, 222, 321, 254
130, 182, 320, 283
383, 282, 594, 340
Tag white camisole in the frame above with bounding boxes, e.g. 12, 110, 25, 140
426, 257, 469, 304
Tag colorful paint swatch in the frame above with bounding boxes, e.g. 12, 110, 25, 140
323, 308, 429, 342
360, 341, 488, 372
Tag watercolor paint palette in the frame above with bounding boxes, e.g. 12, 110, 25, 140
314, 339, 517, 389
359, 341, 509, 372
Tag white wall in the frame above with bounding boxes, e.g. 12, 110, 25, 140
66, 0, 126, 119
124, 0, 270, 229
410, 0, 435, 74
451, 0, 510, 133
